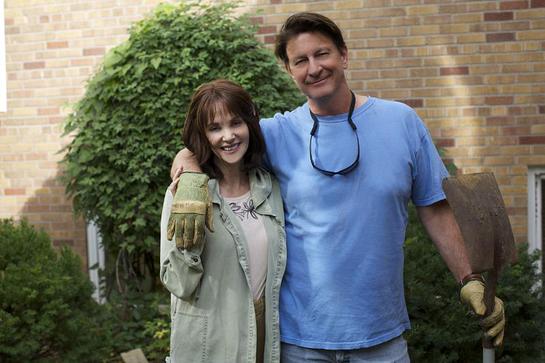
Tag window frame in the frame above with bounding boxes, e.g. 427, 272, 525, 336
528, 167, 545, 272
86, 221, 106, 303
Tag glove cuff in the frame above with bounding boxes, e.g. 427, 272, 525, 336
178, 172, 210, 188
460, 273, 485, 287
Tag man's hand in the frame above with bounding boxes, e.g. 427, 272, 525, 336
171, 149, 201, 179
460, 280, 505, 347
167, 172, 213, 249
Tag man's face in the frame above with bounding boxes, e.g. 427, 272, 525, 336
285, 32, 348, 104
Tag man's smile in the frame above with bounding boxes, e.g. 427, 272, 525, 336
305, 74, 330, 85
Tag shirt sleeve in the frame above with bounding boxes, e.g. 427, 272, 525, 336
259, 116, 281, 173
159, 189, 205, 300
411, 124, 450, 207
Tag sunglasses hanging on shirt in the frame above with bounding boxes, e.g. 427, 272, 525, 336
308, 91, 360, 176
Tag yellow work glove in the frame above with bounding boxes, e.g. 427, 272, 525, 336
167, 172, 213, 249
460, 280, 505, 347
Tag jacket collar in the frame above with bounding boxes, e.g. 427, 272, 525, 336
209, 168, 272, 211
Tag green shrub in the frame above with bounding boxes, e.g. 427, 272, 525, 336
58, 3, 303, 359
404, 206, 545, 362
60, 2, 303, 279
102, 291, 170, 362
142, 307, 170, 362
0, 219, 112, 363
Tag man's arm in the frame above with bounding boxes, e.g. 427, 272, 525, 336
170, 148, 202, 179
416, 199, 471, 282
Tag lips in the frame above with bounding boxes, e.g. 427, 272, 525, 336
305, 74, 330, 85
221, 143, 240, 152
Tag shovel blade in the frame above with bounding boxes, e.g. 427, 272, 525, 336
442, 172, 516, 274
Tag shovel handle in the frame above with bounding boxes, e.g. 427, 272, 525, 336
483, 269, 498, 350
482, 270, 498, 363
483, 347, 495, 363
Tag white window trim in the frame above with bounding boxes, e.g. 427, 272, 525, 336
0, 0, 6, 112
86, 221, 106, 303
528, 167, 545, 271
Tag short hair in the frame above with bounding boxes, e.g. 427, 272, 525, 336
275, 12, 347, 66
182, 79, 265, 180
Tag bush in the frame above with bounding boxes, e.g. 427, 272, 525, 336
404, 206, 545, 362
0, 219, 112, 362
142, 305, 170, 362
60, 2, 303, 284
59, 3, 303, 359
103, 291, 170, 362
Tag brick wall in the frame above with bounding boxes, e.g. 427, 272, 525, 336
1, 0, 544, 266
1, 0, 173, 267
243, 0, 545, 243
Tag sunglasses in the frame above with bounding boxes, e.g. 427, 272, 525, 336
308, 91, 360, 176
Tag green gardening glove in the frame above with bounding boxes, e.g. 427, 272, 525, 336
167, 172, 213, 249
460, 280, 506, 347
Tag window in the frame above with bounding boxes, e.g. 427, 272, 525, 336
528, 167, 545, 272
86, 221, 105, 303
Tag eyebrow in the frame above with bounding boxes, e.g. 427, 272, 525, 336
314, 46, 331, 53
208, 114, 240, 125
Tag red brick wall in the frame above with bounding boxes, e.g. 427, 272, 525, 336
1, 0, 170, 267
1, 0, 544, 266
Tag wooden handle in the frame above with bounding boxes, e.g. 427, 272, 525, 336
483, 269, 498, 350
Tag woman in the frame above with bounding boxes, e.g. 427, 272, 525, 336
160, 80, 286, 363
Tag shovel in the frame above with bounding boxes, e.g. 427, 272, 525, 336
442, 172, 516, 363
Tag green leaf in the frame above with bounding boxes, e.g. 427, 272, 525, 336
78, 149, 93, 163
151, 57, 161, 69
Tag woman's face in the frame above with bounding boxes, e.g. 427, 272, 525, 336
205, 104, 250, 171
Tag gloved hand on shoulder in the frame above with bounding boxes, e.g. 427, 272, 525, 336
167, 172, 213, 249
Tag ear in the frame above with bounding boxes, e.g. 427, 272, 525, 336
284, 62, 293, 76
340, 46, 348, 69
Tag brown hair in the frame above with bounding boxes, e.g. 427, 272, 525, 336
182, 79, 265, 180
275, 12, 347, 67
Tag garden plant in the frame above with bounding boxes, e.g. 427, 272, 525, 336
61, 2, 303, 295
0, 219, 112, 362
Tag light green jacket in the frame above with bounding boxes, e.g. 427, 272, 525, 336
160, 168, 286, 363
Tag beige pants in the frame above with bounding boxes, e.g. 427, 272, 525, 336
254, 297, 265, 363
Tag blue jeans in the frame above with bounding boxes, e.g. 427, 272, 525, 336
281, 335, 410, 363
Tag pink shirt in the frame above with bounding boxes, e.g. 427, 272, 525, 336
224, 191, 268, 300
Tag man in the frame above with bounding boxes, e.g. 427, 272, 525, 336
170, 12, 505, 362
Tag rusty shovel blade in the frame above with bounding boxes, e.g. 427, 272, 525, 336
443, 172, 517, 355
442, 172, 516, 274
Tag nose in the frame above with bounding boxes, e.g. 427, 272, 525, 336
221, 128, 235, 142
308, 58, 322, 77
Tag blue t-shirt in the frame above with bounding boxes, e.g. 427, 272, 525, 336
260, 97, 449, 349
